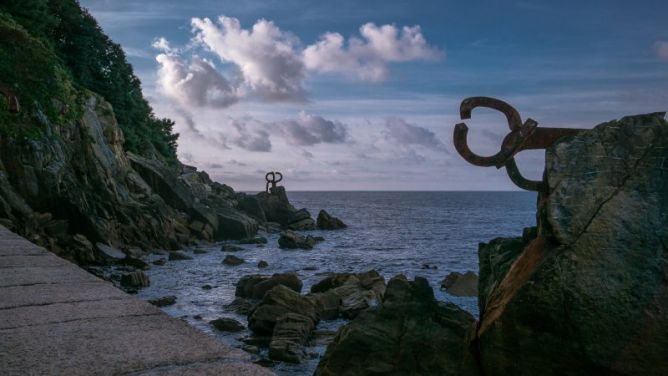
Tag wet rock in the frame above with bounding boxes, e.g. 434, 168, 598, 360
242, 345, 260, 354
224, 298, 255, 315
151, 258, 166, 266
475, 113, 668, 376
287, 209, 316, 231
316, 210, 347, 230
118, 256, 149, 270
278, 230, 320, 250
269, 313, 316, 363
248, 285, 318, 336
96, 242, 125, 260
258, 260, 269, 268
256, 186, 316, 230
236, 195, 267, 223
120, 271, 150, 289
236, 273, 303, 299
315, 276, 478, 375
193, 248, 207, 254
201, 284, 213, 290
308, 270, 386, 319
239, 236, 268, 244
168, 251, 192, 261
148, 295, 176, 307
421, 263, 438, 270
223, 255, 245, 266
221, 244, 244, 252
217, 209, 258, 240
440, 271, 478, 297
210, 317, 245, 332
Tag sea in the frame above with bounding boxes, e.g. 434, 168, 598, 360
137, 191, 537, 375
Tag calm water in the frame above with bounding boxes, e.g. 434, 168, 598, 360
137, 191, 537, 374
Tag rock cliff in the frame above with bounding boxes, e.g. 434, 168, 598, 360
0, 94, 258, 264
316, 112, 668, 375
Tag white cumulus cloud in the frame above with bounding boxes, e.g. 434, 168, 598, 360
191, 16, 306, 102
303, 23, 443, 81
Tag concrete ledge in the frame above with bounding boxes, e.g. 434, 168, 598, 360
0, 226, 273, 376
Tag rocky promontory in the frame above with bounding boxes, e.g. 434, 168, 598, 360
315, 113, 668, 375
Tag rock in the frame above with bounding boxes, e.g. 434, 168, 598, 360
476, 113, 668, 375
308, 270, 386, 319
235, 273, 303, 299
120, 271, 150, 288
316, 210, 347, 230
315, 276, 478, 375
193, 248, 207, 254
96, 243, 125, 260
148, 295, 176, 307
269, 313, 316, 363
221, 244, 244, 252
242, 345, 260, 354
236, 195, 267, 223
239, 236, 268, 244
210, 317, 245, 332
118, 256, 149, 270
224, 298, 255, 315
421, 263, 438, 270
152, 258, 166, 266
278, 230, 321, 250
440, 271, 478, 297
216, 209, 258, 240
168, 251, 192, 261
256, 186, 316, 230
258, 260, 269, 268
248, 285, 318, 336
287, 209, 316, 231
223, 255, 245, 266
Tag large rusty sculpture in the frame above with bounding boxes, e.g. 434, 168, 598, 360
0, 84, 20, 113
453, 97, 585, 192
265, 171, 283, 193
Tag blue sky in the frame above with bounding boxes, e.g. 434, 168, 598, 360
79, 0, 668, 191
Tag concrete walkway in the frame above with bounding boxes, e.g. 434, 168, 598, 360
0, 225, 273, 376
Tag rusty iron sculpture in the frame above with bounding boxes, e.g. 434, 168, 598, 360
453, 97, 585, 192
265, 171, 283, 193
0, 84, 20, 113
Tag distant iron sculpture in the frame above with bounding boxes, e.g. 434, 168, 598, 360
0, 84, 20, 113
453, 97, 585, 192
265, 171, 283, 193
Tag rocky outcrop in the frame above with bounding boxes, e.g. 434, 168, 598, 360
316, 210, 347, 230
223, 255, 245, 266
315, 276, 478, 375
148, 295, 177, 307
248, 285, 318, 336
256, 186, 315, 230
476, 113, 668, 375
440, 271, 478, 297
210, 317, 245, 332
120, 271, 150, 289
0, 94, 260, 264
278, 230, 322, 250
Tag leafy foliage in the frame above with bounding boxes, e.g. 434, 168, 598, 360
0, 0, 179, 162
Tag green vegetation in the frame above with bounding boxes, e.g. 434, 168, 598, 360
0, 0, 178, 162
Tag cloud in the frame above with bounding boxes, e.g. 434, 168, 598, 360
230, 120, 272, 151
152, 16, 441, 108
303, 23, 443, 81
383, 117, 445, 150
655, 41, 668, 61
191, 16, 306, 101
278, 112, 348, 146
301, 150, 314, 159
155, 53, 239, 108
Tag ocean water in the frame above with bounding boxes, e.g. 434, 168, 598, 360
137, 191, 537, 374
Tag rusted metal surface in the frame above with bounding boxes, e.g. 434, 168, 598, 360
453, 96, 585, 192
265, 171, 283, 193
0, 84, 20, 113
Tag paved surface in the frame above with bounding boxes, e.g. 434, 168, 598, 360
0, 225, 273, 376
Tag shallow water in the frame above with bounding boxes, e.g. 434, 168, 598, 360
137, 191, 537, 374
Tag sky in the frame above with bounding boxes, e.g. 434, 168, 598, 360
79, 0, 668, 191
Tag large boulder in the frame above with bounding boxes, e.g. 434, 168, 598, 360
316, 210, 347, 230
315, 276, 478, 375
236, 273, 303, 300
476, 113, 668, 375
440, 271, 478, 297
268, 313, 316, 363
278, 230, 320, 250
309, 270, 386, 319
216, 208, 258, 240
256, 186, 316, 229
248, 285, 318, 336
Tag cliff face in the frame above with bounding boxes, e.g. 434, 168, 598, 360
477, 112, 668, 375
0, 94, 258, 264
